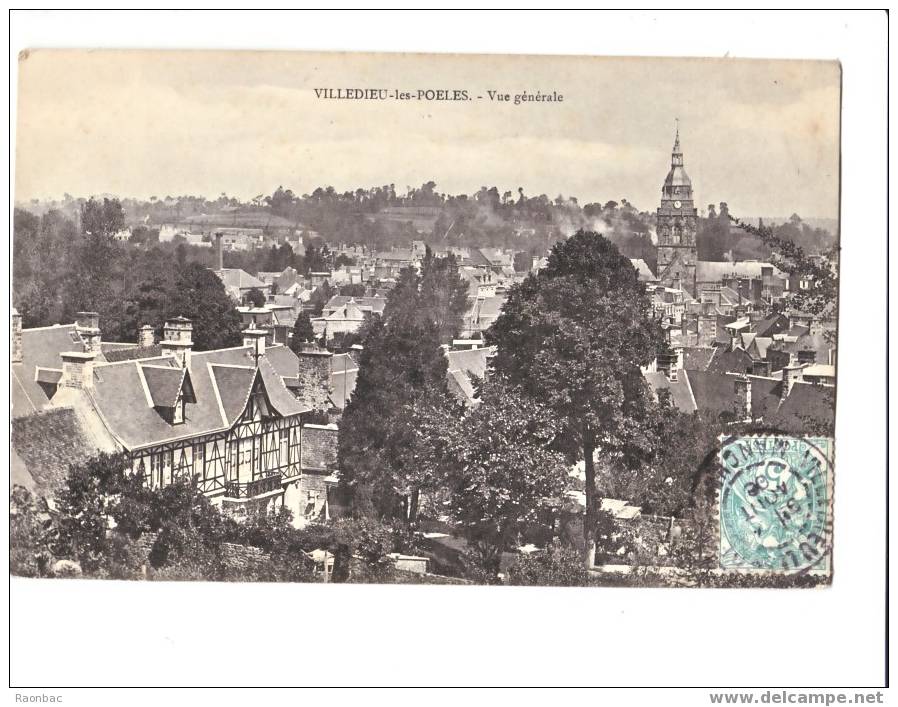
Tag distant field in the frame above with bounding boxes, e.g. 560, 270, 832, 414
179, 211, 298, 229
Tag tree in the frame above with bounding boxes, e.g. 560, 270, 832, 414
417, 247, 470, 342
51, 452, 135, 573
80, 197, 125, 240
513, 250, 532, 273
411, 376, 570, 579
308, 280, 335, 316
245, 287, 267, 308
338, 267, 451, 521
339, 283, 367, 298
10, 486, 54, 577
166, 263, 243, 351
485, 231, 664, 567
290, 310, 316, 352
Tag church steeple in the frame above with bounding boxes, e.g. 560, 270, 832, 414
656, 122, 698, 294
671, 121, 683, 166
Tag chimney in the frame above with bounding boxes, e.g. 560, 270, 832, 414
734, 375, 752, 422
215, 232, 224, 271
11, 308, 22, 364
138, 324, 156, 348
61, 350, 97, 390
295, 342, 333, 412
781, 364, 803, 401
243, 327, 267, 363
76, 311, 102, 354
161, 316, 193, 369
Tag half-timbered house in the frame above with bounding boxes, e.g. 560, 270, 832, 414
12, 311, 339, 526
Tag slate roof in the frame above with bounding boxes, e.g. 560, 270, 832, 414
629, 258, 657, 282
102, 344, 163, 363
746, 336, 774, 360
706, 347, 754, 375
681, 347, 715, 371
79, 344, 309, 450
11, 407, 107, 496
141, 365, 190, 408
642, 369, 834, 433
696, 261, 784, 283
445, 347, 494, 405
754, 313, 790, 338
11, 324, 91, 418
324, 295, 386, 316
643, 370, 696, 412
774, 382, 835, 432
213, 268, 268, 290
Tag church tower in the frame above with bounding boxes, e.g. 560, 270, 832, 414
656, 126, 698, 294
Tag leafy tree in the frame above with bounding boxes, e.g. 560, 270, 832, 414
64, 199, 127, 324
339, 283, 367, 298
417, 247, 470, 342
10, 486, 54, 577
513, 250, 532, 273
51, 452, 133, 573
308, 281, 335, 316
486, 231, 664, 567
244, 287, 267, 308
411, 376, 569, 579
290, 310, 316, 352
80, 197, 125, 240
339, 268, 450, 521
166, 263, 243, 350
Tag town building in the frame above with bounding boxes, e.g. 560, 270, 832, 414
11, 311, 339, 527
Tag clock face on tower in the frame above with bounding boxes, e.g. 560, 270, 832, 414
673, 200, 681, 209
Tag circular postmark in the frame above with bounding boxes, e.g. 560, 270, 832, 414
718, 436, 832, 574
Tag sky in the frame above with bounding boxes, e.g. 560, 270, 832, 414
15, 50, 841, 219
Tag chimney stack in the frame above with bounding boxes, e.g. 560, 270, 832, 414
242, 327, 268, 363
76, 311, 102, 354
295, 342, 333, 412
61, 350, 97, 390
734, 375, 752, 422
138, 324, 156, 348
215, 232, 224, 271
781, 364, 803, 401
161, 316, 193, 369
11, 308, 22, 364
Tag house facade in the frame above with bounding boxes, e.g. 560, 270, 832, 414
11, 311, 338, 526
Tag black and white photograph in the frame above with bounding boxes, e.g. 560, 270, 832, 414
6, 9, 889, 695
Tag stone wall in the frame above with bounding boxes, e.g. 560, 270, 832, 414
301, 423, 338, 472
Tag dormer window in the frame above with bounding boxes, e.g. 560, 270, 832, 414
172, 389, 186, 424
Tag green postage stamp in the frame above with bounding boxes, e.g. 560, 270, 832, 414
718, 436, 833, 576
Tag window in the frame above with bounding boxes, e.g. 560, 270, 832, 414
172, 391, 185, 424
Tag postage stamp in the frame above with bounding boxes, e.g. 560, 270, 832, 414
718, 435, 833, 575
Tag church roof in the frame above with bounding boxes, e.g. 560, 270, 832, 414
663, 165, 692, 189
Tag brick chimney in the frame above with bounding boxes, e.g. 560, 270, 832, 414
781, 364, 803, 402
243, 327, 267, 363
138, 324, 156, 348
295, 342, 333, 412
161, 316, 193, 369
76, 311, 102, 354
11, 308, 22, 364
215, 232, 224, 271
734, 375, 752, 422
61, 350, 97, 390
